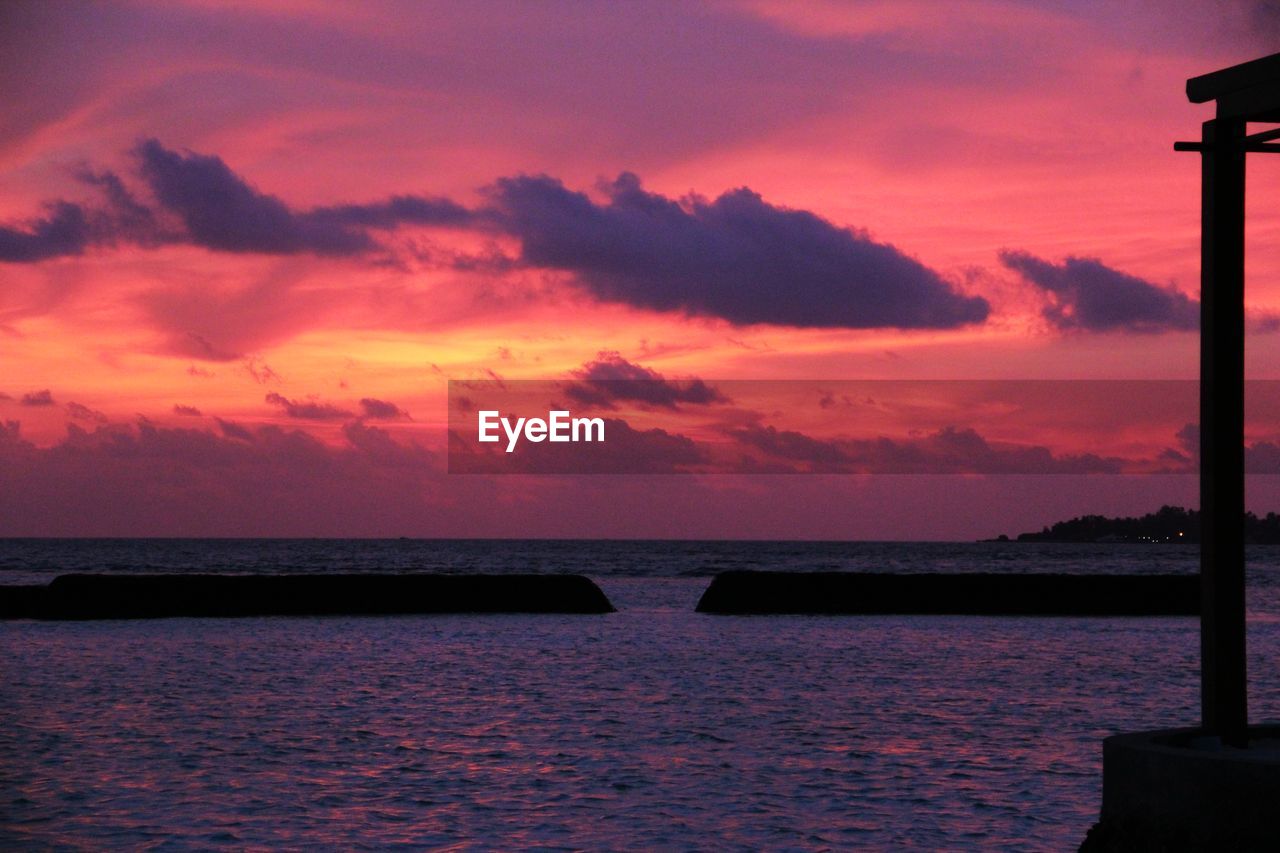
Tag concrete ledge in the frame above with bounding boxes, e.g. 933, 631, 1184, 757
1082, 726, 1280, 851
2, 573, 615, 619
695, 571, 1199, 615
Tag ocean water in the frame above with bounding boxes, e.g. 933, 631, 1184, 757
3, 540, 1280, 849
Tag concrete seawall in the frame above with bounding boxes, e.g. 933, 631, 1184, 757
696, 571, 1199, 615
1, 573, 615, 619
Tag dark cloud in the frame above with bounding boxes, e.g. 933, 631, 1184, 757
359, 398, 411, 420
307, 195, 472, 230
215, 417, 254, 441
265, 392, 353, 420
342, 419, 426, 465
563, 351, 728, 410
13, 141, 1220, 343
1000, 250, 1198, 333
1248, 440, 1280, 474
66, 401, 108, 423
449, 413, 1196, 474
728, 424, 855, 471
0, 141, 1052, 338
0, 202, 89, 262
1155, 422, 1197, 470
173, 404, 203, 417
245, 360, 281, 384
487, 172, 989, 329
0, 417, 437, 535
818, 391, 858, 410
20, 389, 56, 406
134, 139, 470, 256
134, 139, 373, 255
1176, 422, 1198, 459
1, 140, 472, 263
1173, 414, 1280, 473
1181, 421, 1280, 475
76, 168, 164, 245
451, 410, 1144, 475
727, 424, 1126, 474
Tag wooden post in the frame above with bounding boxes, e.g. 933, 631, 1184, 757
1199, 116, 1248, 746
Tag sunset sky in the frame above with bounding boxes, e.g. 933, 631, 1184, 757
2, 0, 1278, 537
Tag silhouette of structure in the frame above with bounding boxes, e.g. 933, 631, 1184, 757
1082, 52, 1280, 851
0, 573, 616, 618
1175, 51, 1280, 748
695, 572, 1198, 615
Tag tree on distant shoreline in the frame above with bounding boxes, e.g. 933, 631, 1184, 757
1015, 506, 1280, 544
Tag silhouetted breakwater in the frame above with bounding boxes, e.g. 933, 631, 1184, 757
696, 571, 1199, 615
1, 573, 615, 619
0, 585, 47, 619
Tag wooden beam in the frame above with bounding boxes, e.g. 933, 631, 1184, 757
1199, 117, 1248, 747
1246, 126, 1280, 144
1215, 81, 1280, 121
1175, 141, 1280, 153
1188, 52, 1280, 103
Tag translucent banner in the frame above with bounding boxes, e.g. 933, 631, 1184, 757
447, 379, 1280, 474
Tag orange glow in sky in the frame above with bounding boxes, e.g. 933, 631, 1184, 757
2, 1, 1277, 536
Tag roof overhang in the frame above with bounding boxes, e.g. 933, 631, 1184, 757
1187, 51, 1280, 121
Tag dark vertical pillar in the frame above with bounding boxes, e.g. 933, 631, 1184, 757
1200, 117, 1248, 746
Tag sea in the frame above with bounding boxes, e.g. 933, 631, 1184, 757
3, 539, 1280, 850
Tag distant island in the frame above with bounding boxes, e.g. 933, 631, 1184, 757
994, 505, 1280, 544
